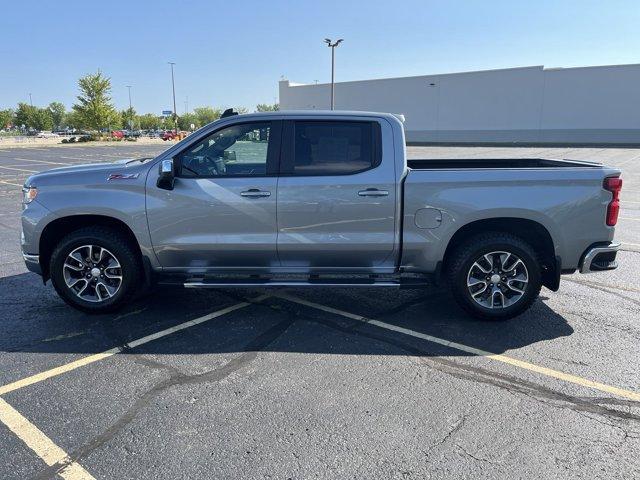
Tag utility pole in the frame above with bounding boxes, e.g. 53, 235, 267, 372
324, 38, 343, 110
168, 62, 178, 133
28, 93, 33, 107
126, 85, 133, 130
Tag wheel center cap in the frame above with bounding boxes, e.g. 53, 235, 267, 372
490, 274, 501, 284
90, 267, 101, 278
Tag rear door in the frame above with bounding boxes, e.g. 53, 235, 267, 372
276, 119, 397, 269
146, 120, 282, 270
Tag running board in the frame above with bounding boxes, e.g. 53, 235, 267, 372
184, 280, 402, 288
182, 276, 431, 289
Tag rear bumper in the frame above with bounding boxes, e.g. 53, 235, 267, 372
579, 242, 620, 274
22, 253, 42, 275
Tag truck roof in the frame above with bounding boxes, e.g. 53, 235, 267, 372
226, 110, 403, 122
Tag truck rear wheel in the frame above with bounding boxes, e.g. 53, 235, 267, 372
49, 226, 141, 313
446, 232, 542, 320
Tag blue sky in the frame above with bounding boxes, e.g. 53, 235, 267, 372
1, 0, 638, 113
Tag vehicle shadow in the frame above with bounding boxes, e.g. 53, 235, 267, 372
0, 272, 574, 358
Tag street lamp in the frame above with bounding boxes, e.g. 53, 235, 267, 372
324, 38, 343, 110
168, 62, 178, 133
125, 85, 133, 130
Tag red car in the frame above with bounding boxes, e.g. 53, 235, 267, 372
111, 130, 124, 139
161, 130, 177, 141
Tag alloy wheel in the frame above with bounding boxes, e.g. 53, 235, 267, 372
466, 251, 529, 309
63, 245, 123, 303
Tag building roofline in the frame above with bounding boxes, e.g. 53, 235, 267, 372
283, 62, 640, 87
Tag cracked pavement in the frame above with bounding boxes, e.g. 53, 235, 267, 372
0, 144, 638, 479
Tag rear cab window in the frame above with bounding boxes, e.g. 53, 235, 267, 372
281, 120, 382, 176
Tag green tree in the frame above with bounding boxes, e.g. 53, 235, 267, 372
48, 102, 66, 130
256, 103, 279, 112
14, 103, 36, 129
13, 103, 52, 131
177, 112, 198, 131
31, 108, 53, 131
193, 106, 221, 126
0, 109, 14, 129
138, 113, 162, 130
120, 107, 137, 130
72, 71, 118, 131
64, 110, 83, 130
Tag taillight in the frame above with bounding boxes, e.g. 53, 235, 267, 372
603, 176, 622, 226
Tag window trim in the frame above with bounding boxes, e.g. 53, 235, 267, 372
279, 120, 382, 177
173, 120, 282, 179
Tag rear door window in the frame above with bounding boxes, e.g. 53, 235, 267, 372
284, 121, 381, 176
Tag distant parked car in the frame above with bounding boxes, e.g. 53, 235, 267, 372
161, 130, 177, 141
36, 131, 60, 138
125, 130, 142, 138
111, 130, 124, 139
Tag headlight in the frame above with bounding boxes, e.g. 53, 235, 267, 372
22, 186, 38, 204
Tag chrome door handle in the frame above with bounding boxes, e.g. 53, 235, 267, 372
240, 189, 271, 198
358, 188, 389, 197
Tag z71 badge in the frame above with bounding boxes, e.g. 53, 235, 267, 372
107, 173, 140, 180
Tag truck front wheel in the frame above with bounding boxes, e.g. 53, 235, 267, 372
447, 232, 542, 320
49, 226, 141, 313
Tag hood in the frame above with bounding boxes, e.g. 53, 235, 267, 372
25, 157, 155, 187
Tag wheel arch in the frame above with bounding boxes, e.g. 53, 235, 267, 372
39, 215, 144, 282
441, 217, 560, 291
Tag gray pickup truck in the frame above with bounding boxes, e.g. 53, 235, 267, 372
21, 111, 622, 319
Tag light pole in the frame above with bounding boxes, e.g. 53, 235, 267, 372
168, 62, 178, 133
324, 38, 343, 110
28, 93, 33, 107
125, 85, 133, 130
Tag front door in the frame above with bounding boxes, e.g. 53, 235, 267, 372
146, 120, 281, 270
276, 120, 397, 269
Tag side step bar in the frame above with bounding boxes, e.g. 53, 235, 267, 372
182, 277, 432, 289
184, 280, 402, 288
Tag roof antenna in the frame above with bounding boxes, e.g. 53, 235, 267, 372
221, 108, 238, 118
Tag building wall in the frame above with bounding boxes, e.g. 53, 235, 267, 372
279, 64, 640, 144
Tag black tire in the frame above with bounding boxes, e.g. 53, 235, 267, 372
446, 232, 542, 321
49, 226, 141, 313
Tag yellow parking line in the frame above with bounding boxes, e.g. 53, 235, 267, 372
275, 292, 640, 401
0, 165, 38, 173
0, 179, 23, 187
0, 352, 118, 396
0, 296, 267, 396
0, 397, 95, 479
0, 296, 269, 479
13, 158, 71, 166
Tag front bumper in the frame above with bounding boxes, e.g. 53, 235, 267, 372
579, 242, 620, 274
22, 253, 42, 275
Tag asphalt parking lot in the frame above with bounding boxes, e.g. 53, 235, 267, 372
0, 142, 638, 479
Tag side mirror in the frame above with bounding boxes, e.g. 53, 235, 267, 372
157, 159, 175, 190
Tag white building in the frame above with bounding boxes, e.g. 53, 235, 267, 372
279, 64, 640, 144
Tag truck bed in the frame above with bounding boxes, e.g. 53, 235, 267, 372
407, 158, 602, 170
